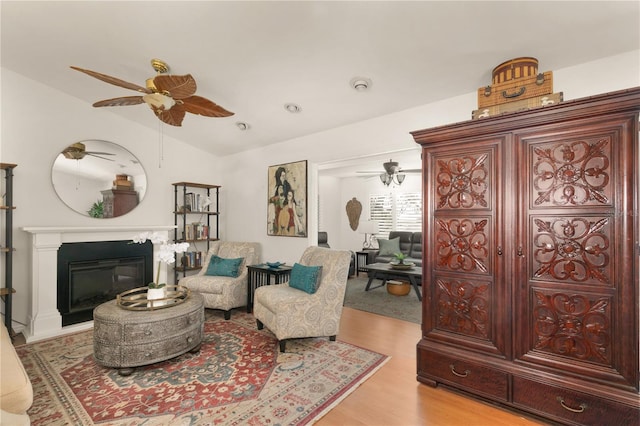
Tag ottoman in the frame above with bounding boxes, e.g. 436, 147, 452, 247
93, 292, 205, 375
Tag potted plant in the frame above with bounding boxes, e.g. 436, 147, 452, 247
146, 282, 167, 305
88, 200, 104, 218
393, 252, 407, 264
131, 232, 190, 306
391, 252, 413, 270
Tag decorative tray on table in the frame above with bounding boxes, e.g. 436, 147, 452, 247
117, 285, 191, 311
389, 261, 415, 270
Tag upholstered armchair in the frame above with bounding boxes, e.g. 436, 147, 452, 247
179, 241, 260, 320
253, 246, 351, 352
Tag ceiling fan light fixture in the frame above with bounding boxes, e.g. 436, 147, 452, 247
143, 92, 175, 110
284, 103, 302, 113
379, 172, 406, 186
350, 77, 372, 91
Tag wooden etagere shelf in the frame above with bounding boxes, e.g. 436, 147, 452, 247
1, 163, 17, 336
172, 182, 221, 283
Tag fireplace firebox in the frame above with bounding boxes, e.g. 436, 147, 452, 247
57, 240, 153, 326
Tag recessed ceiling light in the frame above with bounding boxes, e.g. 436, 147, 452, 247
350, 77, 372, 91
284, 103, 302, 113
236, 122, 250, 131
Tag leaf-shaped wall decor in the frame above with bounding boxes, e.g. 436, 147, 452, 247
346, 197, 362, 231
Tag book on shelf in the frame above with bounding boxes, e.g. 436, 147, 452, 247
180, 251, 203, 269
183, 192, 209, 213
183, 223, 209, 241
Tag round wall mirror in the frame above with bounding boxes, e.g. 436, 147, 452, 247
51, 140, 147, 218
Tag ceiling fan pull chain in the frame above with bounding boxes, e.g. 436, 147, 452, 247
158, 121, 164, 168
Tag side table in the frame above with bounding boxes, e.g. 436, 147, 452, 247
246, 264, 293, 312
93, 292, 205, 376
356, 250, 376, 276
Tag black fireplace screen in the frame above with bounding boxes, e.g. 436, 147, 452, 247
69, 258, 144, 313
58, 240, 153, 326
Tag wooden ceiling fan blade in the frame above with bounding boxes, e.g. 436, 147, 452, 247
62, 151, 84, 160
151, 104, 186, 127
182, 96, 234, 117
93, 96, 145, 107
399, 169, 421, 173
70, 66, 151, 94
153, 74, 197, 99
85, 151, 115, 156
87, 153, 115, 162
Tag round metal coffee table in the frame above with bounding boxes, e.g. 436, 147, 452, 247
93, 291, 205, 375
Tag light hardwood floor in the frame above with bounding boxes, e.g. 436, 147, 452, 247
320, 307, 545, 426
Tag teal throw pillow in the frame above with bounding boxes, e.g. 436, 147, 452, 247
378, 237, 401, 256
288, 263, 323, 294
205, 255, 244, 277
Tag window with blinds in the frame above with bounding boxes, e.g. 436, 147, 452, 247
369, 192, 422, 240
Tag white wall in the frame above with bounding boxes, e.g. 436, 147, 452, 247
222, 50, 640, 263
0, 69, 224, 328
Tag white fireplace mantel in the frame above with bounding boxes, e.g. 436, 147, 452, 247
22, 225, 176, 342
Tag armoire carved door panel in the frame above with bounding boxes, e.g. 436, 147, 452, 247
426, 138, 507, 356
529, 133, 614, 208
516, 117, 637, 388
530, 214, 613, 287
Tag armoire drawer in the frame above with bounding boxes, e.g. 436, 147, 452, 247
419, 349, 508, 401
512, 376, 639, 426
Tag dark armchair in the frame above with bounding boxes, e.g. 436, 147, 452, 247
318, 231, 355, 276
318, 231, 330, 248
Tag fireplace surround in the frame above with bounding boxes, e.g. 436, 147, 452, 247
22, 226, 174, 342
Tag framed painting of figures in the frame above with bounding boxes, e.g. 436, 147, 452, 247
267, 160, 307, 237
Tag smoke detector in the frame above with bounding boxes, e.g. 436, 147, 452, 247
350, 77, 372, 91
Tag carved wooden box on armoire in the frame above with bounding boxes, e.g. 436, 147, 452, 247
412, 87, 639, 425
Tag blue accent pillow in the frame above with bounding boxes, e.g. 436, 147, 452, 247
288, 263, 323, 294
205, 255, 244, 277
378, 237, 401, 256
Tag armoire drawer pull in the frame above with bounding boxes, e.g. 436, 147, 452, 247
556, 396, 587, 413
497, 246, 503, 256
449, 364, 470, 378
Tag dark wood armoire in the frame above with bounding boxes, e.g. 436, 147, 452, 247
101, 189, 138, 218
412, 87, 639, 425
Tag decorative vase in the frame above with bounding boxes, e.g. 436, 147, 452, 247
147, 287, 167, 307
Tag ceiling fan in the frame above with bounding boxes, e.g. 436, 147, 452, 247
62, 142, 115, 161
357, 159, 420, 185
70, 59, 234, 126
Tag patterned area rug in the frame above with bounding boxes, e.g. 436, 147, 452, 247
343, 277, 422, 324
17, 310, 388, 425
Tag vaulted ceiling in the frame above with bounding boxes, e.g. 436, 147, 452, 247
2, 1, 638, 160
